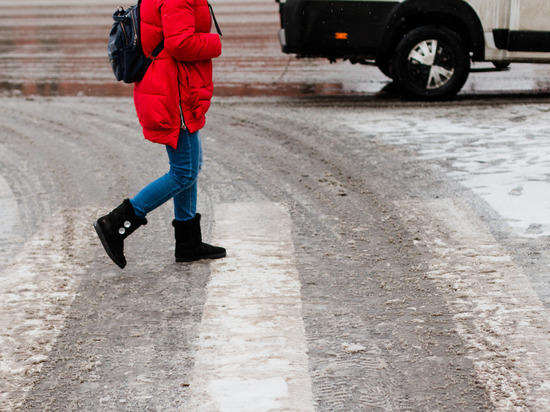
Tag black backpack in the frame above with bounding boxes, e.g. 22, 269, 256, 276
107, 0, 164, 83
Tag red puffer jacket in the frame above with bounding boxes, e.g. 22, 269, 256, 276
134, 0, 222, 148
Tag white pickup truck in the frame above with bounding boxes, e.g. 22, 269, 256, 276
277, 0, 550, 99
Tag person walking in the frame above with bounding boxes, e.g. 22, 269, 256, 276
94, 0, 226, 269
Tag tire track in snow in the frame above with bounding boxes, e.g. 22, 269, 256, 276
397, 198, 550, 411
0, 174, 20, 267
0, 207, 95, 411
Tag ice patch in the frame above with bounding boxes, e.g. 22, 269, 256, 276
208, 378, 288, 412
342, 342, 367, 353
343, 105, 550, 237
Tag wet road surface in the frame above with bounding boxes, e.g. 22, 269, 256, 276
2, 0, 550, 98
2, 1, 550, 411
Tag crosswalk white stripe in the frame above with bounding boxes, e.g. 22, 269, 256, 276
187, 202, 314, 412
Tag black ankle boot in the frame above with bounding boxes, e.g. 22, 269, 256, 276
94, 199, 147, 269
173, 214, 226, 262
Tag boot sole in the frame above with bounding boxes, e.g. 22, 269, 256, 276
94, 222, 126, 269
175, 252, 227, 263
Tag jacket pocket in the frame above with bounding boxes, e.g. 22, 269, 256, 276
179, 60, 213, 118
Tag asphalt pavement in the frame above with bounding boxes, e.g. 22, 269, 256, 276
1, 0, 550, 411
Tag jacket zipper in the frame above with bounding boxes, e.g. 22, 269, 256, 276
177, 85, 187, 130
179, 103, 187, 130
175, 62, 188, 129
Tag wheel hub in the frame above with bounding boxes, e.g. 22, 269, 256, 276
408, 39, 455, 89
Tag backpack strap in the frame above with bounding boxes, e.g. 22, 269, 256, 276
148, 4, 164, 60
208, 3, 223, 36
149, 40, 164, 60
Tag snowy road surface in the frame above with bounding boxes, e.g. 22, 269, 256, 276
1, 96, 550, 411
343, 105, 550, 238
2, 0, 550, 410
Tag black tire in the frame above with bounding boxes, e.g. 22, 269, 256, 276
391, 25, 470, 100
376, 58, 393, 79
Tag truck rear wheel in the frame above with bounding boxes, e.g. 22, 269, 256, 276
391, 25, 470, 100
376, 58, 392, 79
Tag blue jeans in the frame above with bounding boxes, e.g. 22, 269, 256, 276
130, 129, 203, 221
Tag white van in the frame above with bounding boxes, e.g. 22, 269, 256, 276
277, 0, 550, 99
